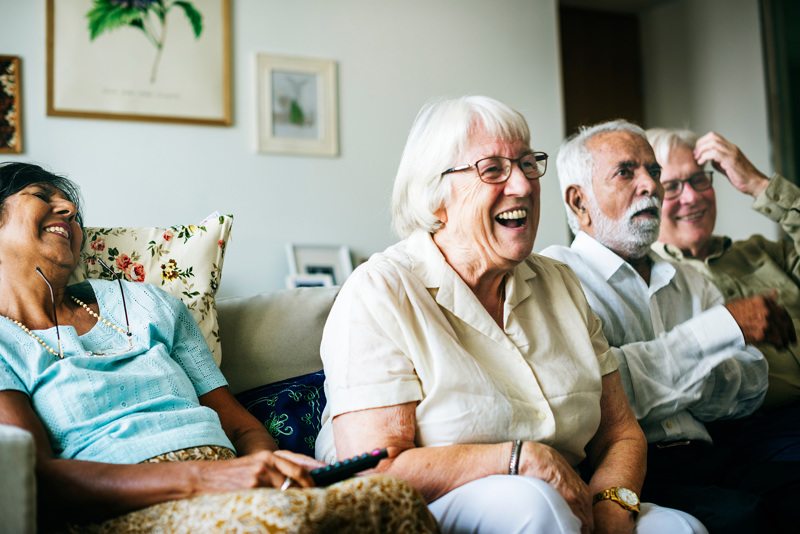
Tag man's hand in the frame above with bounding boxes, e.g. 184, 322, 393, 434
694, 132, 770, 198
724, 292, 797, 348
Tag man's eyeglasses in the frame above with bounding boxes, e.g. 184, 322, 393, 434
36, 258, 132, 358
662, 171, 714, 200
441, 152, 548, 184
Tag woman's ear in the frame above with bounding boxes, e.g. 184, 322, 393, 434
434, 205, 448, 225
565, 185, 591, 228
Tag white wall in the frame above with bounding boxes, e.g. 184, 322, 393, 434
640, 0, 778, 241
0, 0, 567, 297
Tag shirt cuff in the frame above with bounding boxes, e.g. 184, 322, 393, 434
753, 173, 800, 222
684, 304, 746, 355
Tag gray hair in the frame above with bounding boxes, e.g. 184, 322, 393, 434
646, 127, 699, 166
556, 119, 649, 234
391, 95, 531, 238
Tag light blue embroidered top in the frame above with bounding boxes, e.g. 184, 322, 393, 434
0, 279, 232, 464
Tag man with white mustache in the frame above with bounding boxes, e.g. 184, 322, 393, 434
541, 120, 795, 533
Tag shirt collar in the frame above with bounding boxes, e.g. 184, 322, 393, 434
572, 231, 675, 292
403, 229, 537, 322
654, 235, 730, 262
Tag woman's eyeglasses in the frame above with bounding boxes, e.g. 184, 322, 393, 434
441, 152, 549, 184
37, 259, 132, 358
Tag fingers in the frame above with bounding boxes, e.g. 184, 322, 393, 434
273, 449, 326, 471
694, 131, 769, 196
266, 452, 316, 488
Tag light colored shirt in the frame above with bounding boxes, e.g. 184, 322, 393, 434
0, 279, 232, 464
653, 173, 800, 408
315, 230, 618, 467
541, 232, 767, 444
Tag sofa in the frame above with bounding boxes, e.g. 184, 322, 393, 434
0, 214, 341, 533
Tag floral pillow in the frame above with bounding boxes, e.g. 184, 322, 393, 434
69, 213, 233, 365
234, 370, 327, 456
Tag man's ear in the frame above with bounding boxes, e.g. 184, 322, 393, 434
565, 185, 591, 228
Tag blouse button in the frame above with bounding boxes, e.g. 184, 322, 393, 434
537, 411, 547, 421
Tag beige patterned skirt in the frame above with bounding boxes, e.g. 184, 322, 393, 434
70, 446, 439, 534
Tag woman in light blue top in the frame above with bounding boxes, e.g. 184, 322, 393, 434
0, 162, 436, 533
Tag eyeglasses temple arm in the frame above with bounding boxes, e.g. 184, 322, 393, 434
97, 259, 132, 338
35, 267, 64, 359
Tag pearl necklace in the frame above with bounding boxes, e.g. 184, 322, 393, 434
1, 296, 129, 359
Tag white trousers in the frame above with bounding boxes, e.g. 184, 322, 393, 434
428, 475, 708, 534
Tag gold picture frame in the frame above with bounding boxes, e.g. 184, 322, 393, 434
257, 54, 339, 156
0, 55, 22, 154
46, 0, 231, 126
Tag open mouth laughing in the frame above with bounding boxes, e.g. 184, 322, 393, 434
43, 224, 71, 240
496, 208, 528, 228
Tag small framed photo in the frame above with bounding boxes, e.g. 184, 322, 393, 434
0, 55, 22, 153
286, 244, 352, 286
285, 273, 334, 289
256, 54, 338, 156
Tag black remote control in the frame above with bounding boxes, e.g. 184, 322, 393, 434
310, 448, 388, 486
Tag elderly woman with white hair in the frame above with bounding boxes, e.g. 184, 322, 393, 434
314, 96, 705, 534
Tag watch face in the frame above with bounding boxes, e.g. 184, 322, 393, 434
617, 488, 639, 506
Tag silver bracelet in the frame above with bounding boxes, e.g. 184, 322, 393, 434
509, 439, 523, 475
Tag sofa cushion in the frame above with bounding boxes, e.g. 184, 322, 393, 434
217, 287, 338, 394
235, 370, 326, 456
69, 213, 233, 365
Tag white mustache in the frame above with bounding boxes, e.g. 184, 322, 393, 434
625, 196, 662, 221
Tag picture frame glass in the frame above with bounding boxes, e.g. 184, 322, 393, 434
272, 70, 319, 139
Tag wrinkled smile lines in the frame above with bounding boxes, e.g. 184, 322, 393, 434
43, 224, 70, 240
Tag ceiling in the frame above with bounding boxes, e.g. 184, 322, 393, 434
559, 0, 674, 14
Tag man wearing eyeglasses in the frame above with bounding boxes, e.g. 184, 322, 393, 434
541, 120, 799, 533
648, 128, 800, 455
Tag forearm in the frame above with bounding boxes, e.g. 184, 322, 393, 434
587, 437, 645, 496
38, 458, 200, 522
365, 442, 510, 503
615, 306, 756, 422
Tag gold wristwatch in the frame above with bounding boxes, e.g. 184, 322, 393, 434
592, 487, 640, 517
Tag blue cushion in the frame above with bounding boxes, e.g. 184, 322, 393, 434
234, 370, 326, 456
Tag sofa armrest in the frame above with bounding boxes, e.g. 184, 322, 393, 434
0, 423, 36, 534
218, 287, 339, 394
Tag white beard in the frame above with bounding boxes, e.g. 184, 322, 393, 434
589, 195, 662, 259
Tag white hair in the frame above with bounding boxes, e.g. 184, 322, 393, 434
645, 128, 699, 166
556, 119, 649, 234
391, 95, 531, 238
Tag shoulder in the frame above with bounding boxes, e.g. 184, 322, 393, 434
527, 252, 581, 282
539, 244, 578, 264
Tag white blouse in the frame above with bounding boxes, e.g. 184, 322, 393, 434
315, 230, 618, 467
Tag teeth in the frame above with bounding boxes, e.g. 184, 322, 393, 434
44, 226, 69, 238
497, 209, 527, 220
676, 211, 704, 221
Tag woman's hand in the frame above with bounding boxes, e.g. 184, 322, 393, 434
191, 449, 316, 494
518, 441, 594, 533
592, 501, 636, 534
273, 449, 327, 472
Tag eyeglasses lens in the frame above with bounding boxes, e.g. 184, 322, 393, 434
664, 172, 712, 200
477, 154, 547, 183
